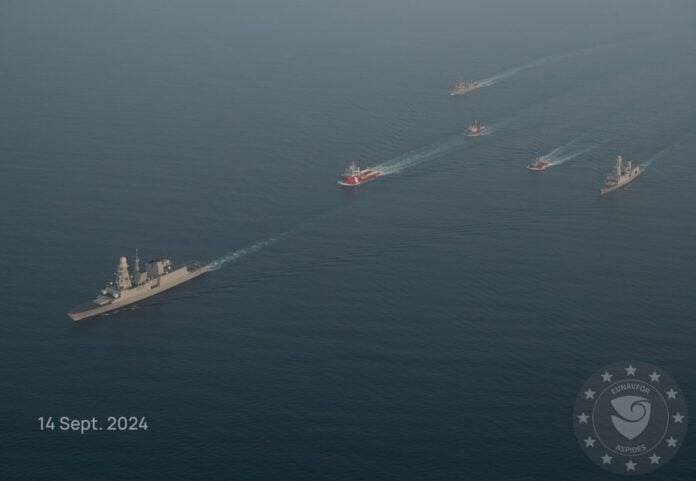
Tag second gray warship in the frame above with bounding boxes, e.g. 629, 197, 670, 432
450, 80, 478, 96
600, 155, 642, 195
67, 252, 208, 321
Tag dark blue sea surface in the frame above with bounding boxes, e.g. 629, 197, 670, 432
2, 1, 696, 479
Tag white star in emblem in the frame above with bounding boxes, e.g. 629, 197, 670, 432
584, 436, 596, 448
625, 460, 637, 471
584, 388, 596, 400
625, 365, 637, 376
577, 413, 589, 424
649, 371, 661, 383
601, 371, 613, 383
600, 453, 613, 465
666, 388, 678, 400
666, 437, 678, 448
673, 412, 685, 424
649, 453, 661, 464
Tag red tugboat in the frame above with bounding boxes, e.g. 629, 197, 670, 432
466, 120, 486, 137
338, 161, 381, 186
527, 157, 550, 171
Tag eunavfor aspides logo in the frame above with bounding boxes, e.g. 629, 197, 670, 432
573, 361, 688, 475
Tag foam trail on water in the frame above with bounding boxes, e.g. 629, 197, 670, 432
543, 143, 601, 166
538, 133, 612, 167
376, 136, 468, 176
641, 147, 671, 169
208, 233, 288, 271
206, 209, 340, 272
474, 45, 598, 89
476, 58, 548, 88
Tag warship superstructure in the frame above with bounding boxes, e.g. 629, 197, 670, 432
600, 155, 642, 195
337, 161, 380, 186
67, 252, 208, 321
450, 80, 478, 96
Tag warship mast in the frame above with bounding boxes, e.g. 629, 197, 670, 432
115, 257, 132, 290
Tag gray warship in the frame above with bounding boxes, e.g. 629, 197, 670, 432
600, 155, 642, 195
68, 252, 208, 321
450, 80, 478, 96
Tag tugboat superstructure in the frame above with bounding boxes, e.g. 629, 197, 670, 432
338, 161, 381, 186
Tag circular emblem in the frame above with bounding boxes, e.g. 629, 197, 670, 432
574, 361, 688, 475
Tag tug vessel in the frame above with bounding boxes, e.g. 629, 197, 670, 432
527, 157, 550, 171
466, 121, 486, 137
338, 162, 380, 186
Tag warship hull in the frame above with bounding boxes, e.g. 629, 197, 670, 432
68, 265, 208, 321
450, 86, 477, 96
450, 80, 478, 96
600, 172, 641, 195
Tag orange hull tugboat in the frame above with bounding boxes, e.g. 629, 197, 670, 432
338, 162, 381, 186
527, 157, 550, 171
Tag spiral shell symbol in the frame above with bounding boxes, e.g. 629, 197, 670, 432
610, 396, 651, 440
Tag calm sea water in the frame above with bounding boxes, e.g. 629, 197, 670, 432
2, 1, 696, 479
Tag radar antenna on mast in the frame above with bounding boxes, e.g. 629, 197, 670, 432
134, 248, 140, 275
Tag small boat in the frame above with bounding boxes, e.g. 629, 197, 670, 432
527, 157, 550, 171
338, 161, 380, 186
466, 120, 486, 137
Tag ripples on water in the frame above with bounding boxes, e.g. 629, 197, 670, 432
1, 2, 696, 480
